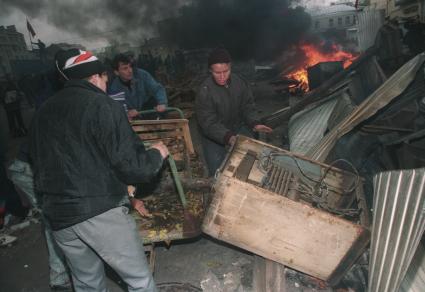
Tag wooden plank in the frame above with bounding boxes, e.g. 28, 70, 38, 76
253, 256, 267, 292
132, 118, 188, 126
141, 136, 184, 147
133, 119, 194, 155
181, 121, 195, 154
136, 130, 183, 140
253, 256, 287, 292
132, 123, 186, 131
202, 176, 369, 281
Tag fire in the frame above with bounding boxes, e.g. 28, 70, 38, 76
286, 43, 358, 91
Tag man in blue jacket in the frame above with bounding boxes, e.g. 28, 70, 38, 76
109, 53, 168, 120
30, 49, 168, 292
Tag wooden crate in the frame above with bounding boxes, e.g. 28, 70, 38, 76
202, 136, 370, 285
130, 118, 205, 243
132, 119, 194, 172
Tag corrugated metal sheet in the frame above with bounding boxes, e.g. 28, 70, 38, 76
400, 242, 425, 292
368, 168, 425, 292
287, 55, 385, 156
356, 8, 385, 52
288, 97, 338, 155
307, 53, 425, 162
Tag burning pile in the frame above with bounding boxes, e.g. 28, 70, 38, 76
285, 42, 358, 92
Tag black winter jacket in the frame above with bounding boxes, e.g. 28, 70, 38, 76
195, 74, 259, 145
30, 80, 163, 230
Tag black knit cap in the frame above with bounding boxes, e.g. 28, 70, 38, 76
55, 49, 106, 79
208, 47, 231, 67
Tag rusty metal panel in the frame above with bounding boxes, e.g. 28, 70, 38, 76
356, 8, 385, 52
289, 96, 338, 155
368, 168, 425, 292
307, 61, 344, 90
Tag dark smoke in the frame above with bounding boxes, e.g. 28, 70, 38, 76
1, 0, 311, 61
159, 0, 312, 61
0, 0, 188, 44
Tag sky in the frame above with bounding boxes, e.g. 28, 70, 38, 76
0, 0, 353, 51
0, 5, 109, 50
0, 6, 109, 50
0, 0, 188, 50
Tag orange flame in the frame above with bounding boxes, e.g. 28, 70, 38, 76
286, 43, 358, 91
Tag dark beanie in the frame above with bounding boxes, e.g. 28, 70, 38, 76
55, 49, 106, 79
208, 48, 231, 67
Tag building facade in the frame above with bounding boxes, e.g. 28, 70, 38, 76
0, 25, 35, 76
370, 0, 425, 21
309, 4, 358, 33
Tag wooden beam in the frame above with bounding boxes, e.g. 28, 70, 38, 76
253, 256, 286, 292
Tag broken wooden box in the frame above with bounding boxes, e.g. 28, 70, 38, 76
202, 136, 371, 285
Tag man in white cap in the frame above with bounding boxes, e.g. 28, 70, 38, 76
30, 48, 168, 292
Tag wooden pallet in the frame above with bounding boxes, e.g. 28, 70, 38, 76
132, 119, 194, 166
131, 117, 206, 272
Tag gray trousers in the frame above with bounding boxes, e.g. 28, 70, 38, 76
8, 159, 70, 287
53, 206, 157, 292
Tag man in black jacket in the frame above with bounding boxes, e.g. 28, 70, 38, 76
195, 48, 272, 176
30, 49, 168, 292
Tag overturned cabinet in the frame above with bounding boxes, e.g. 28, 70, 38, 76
202, 136, 371, 285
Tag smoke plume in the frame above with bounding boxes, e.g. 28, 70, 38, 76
0, 0, 188, 45
1, 0, 312, 60
160, 0, 312, 60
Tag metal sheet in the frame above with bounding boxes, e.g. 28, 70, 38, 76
288, 94, 339, 155
356, 8, 385, 52
260, 48, 379, 128
307, 52, 425, 162
400, 242, 425, 292
368, 168, 425, 292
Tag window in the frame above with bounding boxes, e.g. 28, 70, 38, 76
338, 17, 342, 26
345, 16, 350, 25
329, 18, 334, 27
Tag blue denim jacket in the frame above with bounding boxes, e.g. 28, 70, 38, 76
108, 68, 167, 111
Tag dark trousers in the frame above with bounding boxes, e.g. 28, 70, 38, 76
201, 136, 227, 177
6, 109, 26, 134
0, 164, 29, 219
201, 126, 255, 177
